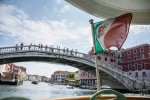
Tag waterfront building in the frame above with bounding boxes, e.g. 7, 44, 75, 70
75, 69, 96, 86
0, 64, 10, 75
28, 74, 41, 81
0, 64, 27, 85
88, 48, 123, 71
121, 44, 150, 82
0, 64, 27, 79
88, 43, 150, 82
41, 76, 50, 82
50, 71, 68, 83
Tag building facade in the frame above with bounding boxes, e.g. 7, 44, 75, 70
88, 47, 123, 71
121, 44, 150, 81
0, 64, 27, 79
75, 69, 96, 86
88, 43, 150, 82
51, 71, 68, 83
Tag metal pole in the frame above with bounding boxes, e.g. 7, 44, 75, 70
89, 19, 101, 91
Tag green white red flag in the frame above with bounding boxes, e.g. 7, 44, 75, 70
93, 13, 132, 53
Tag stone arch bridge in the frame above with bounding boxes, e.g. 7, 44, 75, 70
0, 45, 150, 92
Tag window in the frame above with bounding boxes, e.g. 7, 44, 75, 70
140, 54, 144, 59
122, 66, 125, 71
128, 57, 131, 61
127, 51, 131, 55
142, 72, 146, 77
134, 64, 138, 70
105, 58, 107, 61
128, 65, 131, 71
140, 47, 144, 52
133, 49, 137, 54
134, 56, 137, 60
142, 63, 145, 69
110, 59, 113, 62
122, 59, 125, 63
114, 59, 115, 62
122, 53, 124, 57
98, 56, 101, 60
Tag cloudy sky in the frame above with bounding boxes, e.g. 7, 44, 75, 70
0, 0, 150, 77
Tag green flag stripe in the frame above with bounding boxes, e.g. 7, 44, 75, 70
93, 21, 104, 53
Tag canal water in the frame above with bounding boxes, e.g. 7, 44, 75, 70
0, 81, 149, 100
0, 81, 95, 100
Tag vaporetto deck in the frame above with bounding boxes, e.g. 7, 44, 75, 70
0, 45, 149, 92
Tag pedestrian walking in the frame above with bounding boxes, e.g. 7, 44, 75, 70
20, 42, 23, 50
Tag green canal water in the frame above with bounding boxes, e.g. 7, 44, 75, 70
0, 81, 149, 100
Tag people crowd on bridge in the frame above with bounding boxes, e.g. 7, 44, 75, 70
12, 43, 81, 57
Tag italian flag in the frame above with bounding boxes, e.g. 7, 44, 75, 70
93, 13, 132, 53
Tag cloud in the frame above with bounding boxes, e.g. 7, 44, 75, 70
123, 25, 150, 48
54, 5, 71, 15
0, 4, 91, 53
130, 25, 150, 35
55, 0, 62, 4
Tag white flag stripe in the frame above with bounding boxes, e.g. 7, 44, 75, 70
96, 18, 115, 50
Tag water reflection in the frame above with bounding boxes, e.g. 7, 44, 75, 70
0, 81, 96, 100
0, 81, 149, 100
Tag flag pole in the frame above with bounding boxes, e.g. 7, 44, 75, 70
89, 19, 101, 91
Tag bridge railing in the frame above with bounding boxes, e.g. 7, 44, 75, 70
0, 45, 92, 61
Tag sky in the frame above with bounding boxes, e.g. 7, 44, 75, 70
0, 0, 150, 77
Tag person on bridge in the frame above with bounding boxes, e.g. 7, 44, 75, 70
45, 45, 47, 51
15, 44, 18, 51
63, 47, 65, 54
71, 49, 73, 55
41, 44, 43, 50
66, 48, 69, 54
29, 43, 32, 50
20, 42, 23, 50
38, 44, 41, 50
75, 49, 77, 56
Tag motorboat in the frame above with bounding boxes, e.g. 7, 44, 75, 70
31, 81, 38, 84
66, 85, 74, 89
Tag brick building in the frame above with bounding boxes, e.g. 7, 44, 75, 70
121, 44, 150, 81
88, 43, 150, 82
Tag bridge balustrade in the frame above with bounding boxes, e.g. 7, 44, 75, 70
0, 45, 90, 59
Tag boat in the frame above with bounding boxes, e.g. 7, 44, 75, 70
31, 81, 38, 84
49, 83, 54, 86
66, 85, 74, 89
0, 72, 23, 85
